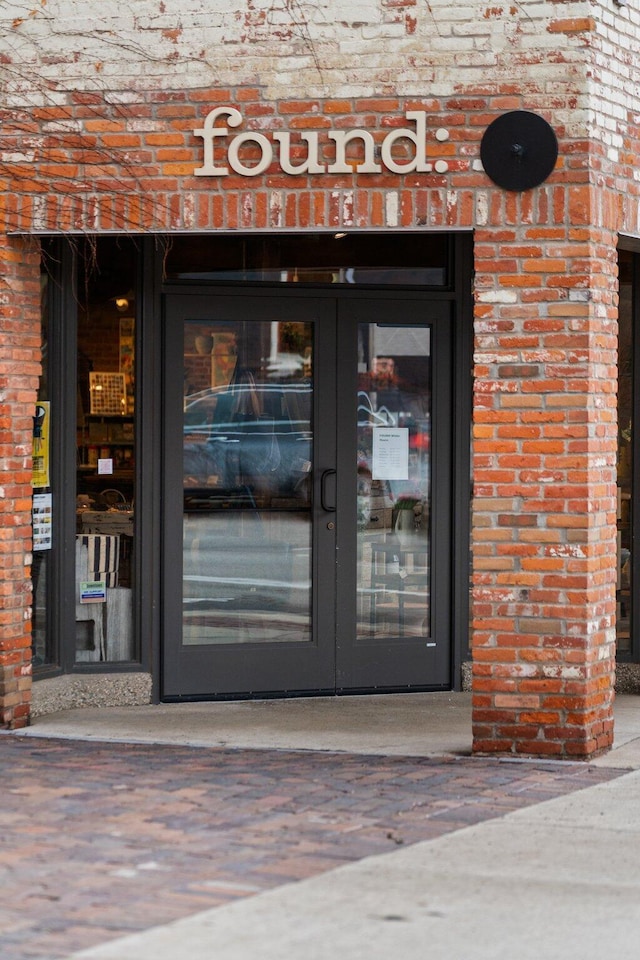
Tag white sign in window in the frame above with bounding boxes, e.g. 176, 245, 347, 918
33, 492, 52, 551
372, 428, 409, 481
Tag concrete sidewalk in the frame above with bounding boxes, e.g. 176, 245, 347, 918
19, 691, 475, 756
15, 693, 640, 960
19, 689, 640, 763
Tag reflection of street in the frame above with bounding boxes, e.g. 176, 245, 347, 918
357, 533, 430, 640
183, 610, 311, 645
355, 365, 431, 640
182, 510, 312, 646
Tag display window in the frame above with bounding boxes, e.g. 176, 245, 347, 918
32, 263, 54, 667
75, 240, 137, 663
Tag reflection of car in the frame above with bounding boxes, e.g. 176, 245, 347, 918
183, 382, 312, 503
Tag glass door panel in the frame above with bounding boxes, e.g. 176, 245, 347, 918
356, 324, 431, 642
182, 319, 313, 647
162, 293, 336, 698
335, 299, 452, 691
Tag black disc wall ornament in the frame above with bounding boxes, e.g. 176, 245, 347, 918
480, 111, 558, 191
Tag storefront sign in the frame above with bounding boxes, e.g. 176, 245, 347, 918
194, 108, 451, 178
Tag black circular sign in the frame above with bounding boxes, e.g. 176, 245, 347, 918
480, 111, 558, 192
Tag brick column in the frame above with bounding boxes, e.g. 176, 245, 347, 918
0, 234, 41, 729
470, 208, 617, 758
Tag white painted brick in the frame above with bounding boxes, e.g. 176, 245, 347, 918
361, 23, 406, 39
0, 0, 633, 204
385, 192, 399, 227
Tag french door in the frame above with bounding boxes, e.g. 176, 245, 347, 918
162, 289, 453, 697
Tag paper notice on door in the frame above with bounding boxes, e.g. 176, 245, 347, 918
372, 428, 409, 480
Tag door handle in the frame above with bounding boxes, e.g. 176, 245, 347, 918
320, 469, 337, 512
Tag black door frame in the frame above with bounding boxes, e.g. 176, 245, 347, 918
616, 244, 640, 665
161, 291, 338, 697
159, 279, 471, 699
334, 296, 453, 691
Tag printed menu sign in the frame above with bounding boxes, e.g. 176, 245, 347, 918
372, 428, 409, 480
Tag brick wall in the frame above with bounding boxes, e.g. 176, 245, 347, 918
0, 2, 597, 235
0, 235, 41, 729
471, 214, 618, 757
1, 1, 638, 753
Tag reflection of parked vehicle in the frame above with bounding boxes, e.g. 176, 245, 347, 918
183, 382, 312, 502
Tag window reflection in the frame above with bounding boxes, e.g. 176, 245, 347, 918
356, 324, 431, 641
182, 319, 314, 646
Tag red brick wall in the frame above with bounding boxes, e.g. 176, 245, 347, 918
1, 93, 473, 234
471, 213, 618, 758
0, 234, 41, 729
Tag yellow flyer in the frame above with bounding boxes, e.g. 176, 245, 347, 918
32, 401, 50, 489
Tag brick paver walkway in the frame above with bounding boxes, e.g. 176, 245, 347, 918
0, 735, 625, 960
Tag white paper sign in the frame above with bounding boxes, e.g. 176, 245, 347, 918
372, 428, 409, 480
32, 492, 52, 551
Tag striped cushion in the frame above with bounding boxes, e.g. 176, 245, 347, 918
78, 534, 120, 587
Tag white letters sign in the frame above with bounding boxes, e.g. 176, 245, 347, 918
193, 108, 451, 178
